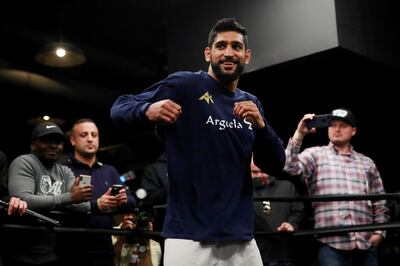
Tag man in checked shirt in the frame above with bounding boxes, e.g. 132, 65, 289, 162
283, 107, 389, 266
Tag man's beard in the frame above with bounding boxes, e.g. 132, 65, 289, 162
35, 150, 59, 167
211, 60, 244, 85
80, 149, 97, 159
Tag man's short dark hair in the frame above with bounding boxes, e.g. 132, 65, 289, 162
208, 18, 248, 48
72, 118, 96, 129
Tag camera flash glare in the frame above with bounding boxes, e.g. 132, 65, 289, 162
136, 188, 147, 199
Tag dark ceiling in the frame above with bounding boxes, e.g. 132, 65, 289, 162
0, 1, 168, 91
0, 1, 169, 164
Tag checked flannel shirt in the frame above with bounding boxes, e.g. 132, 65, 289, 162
284, 139, 389, 250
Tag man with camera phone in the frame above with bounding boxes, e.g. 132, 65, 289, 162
284, 108, 388, 266
114, 204, 162, 266
59, 118, 136, 266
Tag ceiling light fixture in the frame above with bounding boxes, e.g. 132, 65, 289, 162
27, 116, 66, 126
35, 42, 86, 67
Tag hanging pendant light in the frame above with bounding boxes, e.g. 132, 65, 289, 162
35, 42, 86, 67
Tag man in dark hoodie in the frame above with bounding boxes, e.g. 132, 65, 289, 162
111, 17, 285, 266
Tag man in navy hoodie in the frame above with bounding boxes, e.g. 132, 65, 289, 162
111, 18, 285, 266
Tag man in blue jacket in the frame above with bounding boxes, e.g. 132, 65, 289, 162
111, 18, 285, 266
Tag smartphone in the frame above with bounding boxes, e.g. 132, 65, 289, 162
306, 114, 332, 130
79, 174, 91, 187
111, 184, 123, 196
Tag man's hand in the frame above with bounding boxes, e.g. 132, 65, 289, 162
7, 197, 27, 216
233, 101, 265, 129
369, 233, 383, 248
97, 188, 118, 212
122, 213, 136, 230
292, 113, 316, 142
70, 177, 93, 203
145, 99, 182, 124
115, 188, 128, 206
276, 222, 295, 232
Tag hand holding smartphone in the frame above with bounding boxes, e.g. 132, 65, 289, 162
111, 184, 124, 196
79, 175, 92, 187
306, 114, 332, 130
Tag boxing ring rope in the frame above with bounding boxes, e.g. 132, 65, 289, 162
1, 221, 399, 238
1, 193, 399, 238
253, 192, 400, 202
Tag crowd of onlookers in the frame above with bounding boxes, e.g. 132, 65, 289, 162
1, 16, 396, 266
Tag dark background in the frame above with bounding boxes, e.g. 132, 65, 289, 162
0, 0, 399, 192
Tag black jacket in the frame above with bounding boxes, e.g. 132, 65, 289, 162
253, 176, 305, 264
141, 152, 168, 206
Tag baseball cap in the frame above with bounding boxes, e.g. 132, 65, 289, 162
32, 122, 65, 140
331, 108, 357, 127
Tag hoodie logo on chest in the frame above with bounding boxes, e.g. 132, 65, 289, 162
199, 91, 214, 104
40, 175, 63, 195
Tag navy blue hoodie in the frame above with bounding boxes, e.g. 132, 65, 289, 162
111, 71, 285, 241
